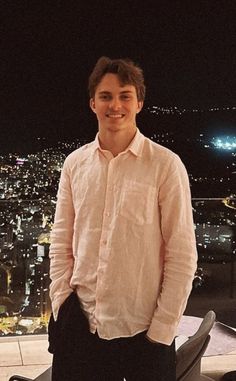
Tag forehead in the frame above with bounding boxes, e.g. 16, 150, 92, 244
96, 73, 136, 94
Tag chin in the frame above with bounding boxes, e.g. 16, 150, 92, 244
107, 125, 124, 133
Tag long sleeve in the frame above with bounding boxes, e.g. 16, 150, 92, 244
147, 155, 197, 345
49, 159, 75, 320
48, 132, 198, 342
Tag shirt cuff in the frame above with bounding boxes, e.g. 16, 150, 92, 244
147, 318, 178, 345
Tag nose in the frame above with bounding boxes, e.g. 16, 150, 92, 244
109, 97, 121, 110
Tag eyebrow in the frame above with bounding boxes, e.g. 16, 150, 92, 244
98, 90, 134, 95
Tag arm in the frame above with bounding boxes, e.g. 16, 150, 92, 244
147, 155, 197, 345
49, 158, 75, 320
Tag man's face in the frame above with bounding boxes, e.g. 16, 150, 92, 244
90, 73, 143, 134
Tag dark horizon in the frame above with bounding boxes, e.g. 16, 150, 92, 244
1, 106, 236, 155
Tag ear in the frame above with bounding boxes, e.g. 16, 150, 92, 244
90, 98, 96, 113
136, 101, 144, 114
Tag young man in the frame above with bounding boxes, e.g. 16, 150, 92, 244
48, 56, 197, 380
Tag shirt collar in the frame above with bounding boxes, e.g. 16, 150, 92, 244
92, 128, 144, 158
93, 134, 101, 152
127, 128, 144, 157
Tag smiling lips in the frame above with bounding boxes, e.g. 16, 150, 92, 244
106, 114, 124, 118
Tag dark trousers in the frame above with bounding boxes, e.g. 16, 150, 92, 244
48, 292, 176, 381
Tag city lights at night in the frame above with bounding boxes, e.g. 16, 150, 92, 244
212, 136, 236, 151
1, 1, 236, 346
0, 109, 236, 335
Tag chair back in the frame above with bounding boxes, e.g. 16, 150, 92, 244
9, 367, 51, 381
34, 367, 51, 381
176, 310, 216, 380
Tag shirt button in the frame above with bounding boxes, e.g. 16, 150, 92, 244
102, 239, 107, 245
105, 212, 110, 217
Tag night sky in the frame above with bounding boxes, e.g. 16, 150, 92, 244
1, 2, 236, 151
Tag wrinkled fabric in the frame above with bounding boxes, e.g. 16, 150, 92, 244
49, 129, 197, 345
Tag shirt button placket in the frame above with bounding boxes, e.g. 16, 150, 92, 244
101, 160, 114, 245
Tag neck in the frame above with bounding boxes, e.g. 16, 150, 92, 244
98, 126, 137, 156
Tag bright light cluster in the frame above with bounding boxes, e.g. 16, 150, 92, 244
212, 136, 236, 150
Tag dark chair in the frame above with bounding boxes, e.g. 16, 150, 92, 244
8, 366, 51, 381
176, 310, 216, 381
221, 371, 236, 380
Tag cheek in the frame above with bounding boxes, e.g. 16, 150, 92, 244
95, 110, 105, 119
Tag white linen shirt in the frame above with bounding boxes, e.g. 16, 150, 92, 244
49, 128, 197, 345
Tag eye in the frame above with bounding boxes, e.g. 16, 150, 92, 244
99, 94, 111, 101
120, 94, 131, 100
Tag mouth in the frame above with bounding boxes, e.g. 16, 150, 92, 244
106, 114, 125, 118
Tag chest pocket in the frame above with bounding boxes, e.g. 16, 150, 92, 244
120, 180, 156, 225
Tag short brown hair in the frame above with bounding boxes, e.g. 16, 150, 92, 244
88, 56, 146, 101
